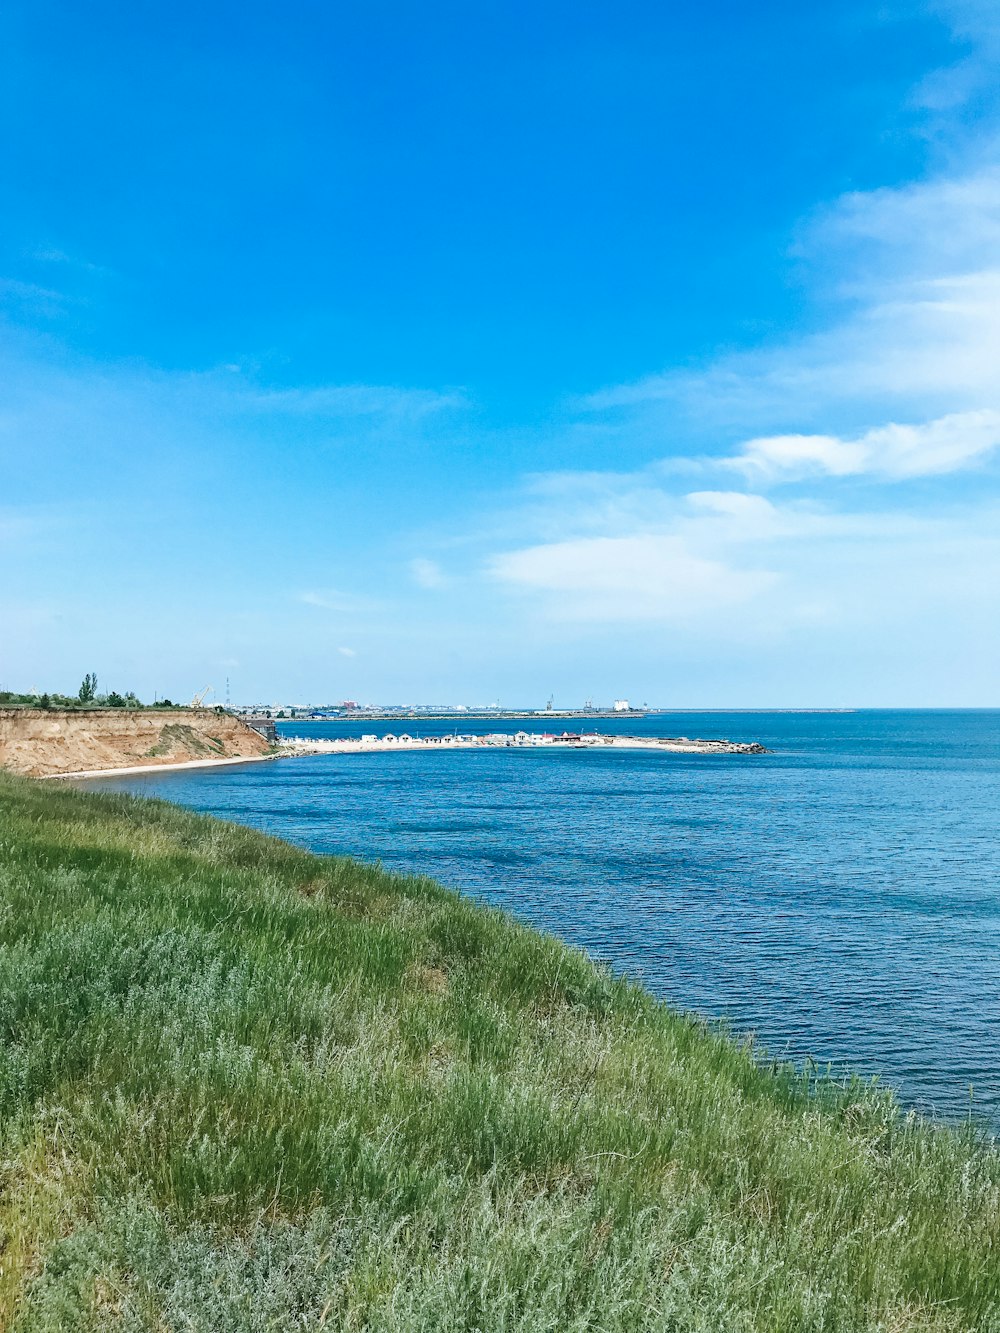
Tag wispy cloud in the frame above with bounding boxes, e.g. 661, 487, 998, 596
489, 534, 775, 622
0, 509, 42, 545
409, 557, 448, 589
4, 2, 1000, 703
576, 164, 1000, 445
0, 319, 471, 493
236, 383, 465, 420
0, 503, 75, 552
28, 247, 109, 275
296, 589, 375, 613
0, 277, 69, 318
915, 1, 1000, 117
479, 464, 1000, 641
463, 123, 1000, 635
725, 409, 1000, 481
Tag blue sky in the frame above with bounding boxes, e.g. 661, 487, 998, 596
2, 1, 999, 705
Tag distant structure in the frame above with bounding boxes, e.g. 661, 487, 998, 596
613, 699, 631, 712
245, 715, 278, 743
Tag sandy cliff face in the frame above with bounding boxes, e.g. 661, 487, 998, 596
0, 709, 272, 777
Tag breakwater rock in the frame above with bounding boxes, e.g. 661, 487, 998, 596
684, 739, 769, 754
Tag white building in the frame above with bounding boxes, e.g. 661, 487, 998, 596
613, 699, 631, 712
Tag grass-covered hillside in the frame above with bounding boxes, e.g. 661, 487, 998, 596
1, 773, 998, 1332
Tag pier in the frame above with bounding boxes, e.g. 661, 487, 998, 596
279, 732, 767, 756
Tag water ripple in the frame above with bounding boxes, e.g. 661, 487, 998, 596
83, 709, 1000, 1121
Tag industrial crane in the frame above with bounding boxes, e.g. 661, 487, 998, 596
190, 685, 214, 708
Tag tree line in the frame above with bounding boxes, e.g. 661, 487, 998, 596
0, 674, 184, 710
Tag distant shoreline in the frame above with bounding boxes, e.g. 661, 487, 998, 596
292, 708, 855, 722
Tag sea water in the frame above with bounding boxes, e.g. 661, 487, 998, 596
82, 709, 1000, 1121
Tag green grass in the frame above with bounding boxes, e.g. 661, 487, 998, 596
143, 724, 225, 759
0, 772, 997, 1332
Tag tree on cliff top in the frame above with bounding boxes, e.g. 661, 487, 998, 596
78, 672, 98, 703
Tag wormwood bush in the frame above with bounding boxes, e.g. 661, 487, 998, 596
1, 771, 999, 1331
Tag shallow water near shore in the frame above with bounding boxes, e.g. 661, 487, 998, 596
83, 709, 1000, 1121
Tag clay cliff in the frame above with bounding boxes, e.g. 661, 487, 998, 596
0, 709, 273, 777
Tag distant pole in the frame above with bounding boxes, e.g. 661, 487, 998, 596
226, 677, 231, 709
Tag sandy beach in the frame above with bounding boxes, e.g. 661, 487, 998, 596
43, 752, 287, 780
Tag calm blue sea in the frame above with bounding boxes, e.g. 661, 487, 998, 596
82, 710, 1000, 1121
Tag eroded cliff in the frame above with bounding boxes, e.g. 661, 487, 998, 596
0, 708, 272, 777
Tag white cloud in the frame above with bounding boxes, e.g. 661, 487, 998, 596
684, 491, 778, 519
915, 2, 1000, 115
0, 510, 43, 546
409, 557, 447, 589
0, 277, 69, 318
0, 503, 75, 553
488, 534, 775, 622
726, 409, 1000, 481
933, 0, 1000, 41
806, 169, 1000, 283
4, 5, 1000, 702
29, 247, 108, 274
237, 383, 464, 420
473, 449, 1000, 637
296, 589, 372, 613
0, 322, 466, 487
576, 166, 1000, 446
